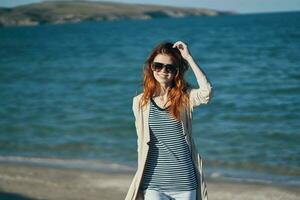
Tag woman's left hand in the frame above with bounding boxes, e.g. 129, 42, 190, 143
172, 41, 192, 60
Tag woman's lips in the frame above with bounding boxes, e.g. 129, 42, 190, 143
159, 74, 168, 78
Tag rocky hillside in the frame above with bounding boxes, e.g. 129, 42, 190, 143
0, 0, 236, 27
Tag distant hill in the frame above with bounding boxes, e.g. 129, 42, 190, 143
0, 0, 237, 27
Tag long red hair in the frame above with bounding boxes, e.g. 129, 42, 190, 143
138, 41, 192, 121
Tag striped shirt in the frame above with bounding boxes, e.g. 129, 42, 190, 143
140, 97, 198, 191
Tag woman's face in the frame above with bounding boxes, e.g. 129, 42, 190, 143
151, 54, 176, 86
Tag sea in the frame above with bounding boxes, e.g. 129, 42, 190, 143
0, 11, 299, 187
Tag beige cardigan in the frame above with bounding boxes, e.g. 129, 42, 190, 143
125, 77, 213, 200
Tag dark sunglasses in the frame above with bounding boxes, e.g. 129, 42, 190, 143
151, 62, 177, 74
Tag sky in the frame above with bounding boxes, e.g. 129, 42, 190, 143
0, 0, 300, 14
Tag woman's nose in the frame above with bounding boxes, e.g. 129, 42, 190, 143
161, 66, 167, 73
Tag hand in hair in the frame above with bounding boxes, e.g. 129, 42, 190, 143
172, 41, 191, 60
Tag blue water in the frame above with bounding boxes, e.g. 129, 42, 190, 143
0, 11, 299, 186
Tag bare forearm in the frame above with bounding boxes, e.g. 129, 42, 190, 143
185, 55, 212, 89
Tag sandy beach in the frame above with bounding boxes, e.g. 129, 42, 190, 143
0, 163, 299, 200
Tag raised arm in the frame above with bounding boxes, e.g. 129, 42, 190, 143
172, 41, 213, 108
186, 55, 213, 108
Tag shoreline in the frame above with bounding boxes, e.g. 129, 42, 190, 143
0, 162, 299, 200
0, 155, 298, 188
0, 1, 235, 27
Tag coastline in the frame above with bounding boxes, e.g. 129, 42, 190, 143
0, 1, 235, 27
0, 161, 299, 200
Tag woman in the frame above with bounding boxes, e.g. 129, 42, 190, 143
125, 41, 213, 200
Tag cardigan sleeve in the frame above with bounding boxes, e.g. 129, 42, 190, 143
189, 76, 213, 108
132, 96, 142, 167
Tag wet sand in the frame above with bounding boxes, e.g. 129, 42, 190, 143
0, 163, 299, 200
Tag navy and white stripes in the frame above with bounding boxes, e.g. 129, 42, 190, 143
140, 97, 198, 191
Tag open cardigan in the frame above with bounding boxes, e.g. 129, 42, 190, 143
125, 77, 213, 200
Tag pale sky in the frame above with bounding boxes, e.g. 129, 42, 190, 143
1, 0, 300, 13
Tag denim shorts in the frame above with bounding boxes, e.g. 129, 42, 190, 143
142, 189, 197, 200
